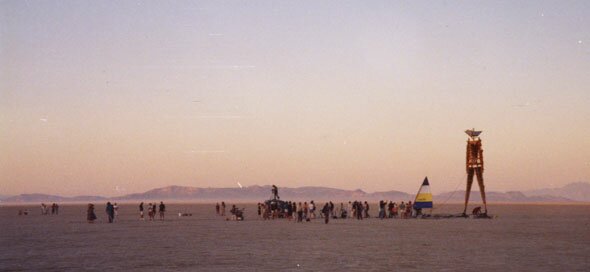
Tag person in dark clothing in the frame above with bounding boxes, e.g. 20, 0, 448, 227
105, 202, 115, 223
159, 201, 166, 220
322, 203, 331, 224
329, 202, 335, 218
388, 201, 394, 218
379, 200, 386, 219
257, 203, 262, 218
271, 184, 279, 199
356, 201, 363, 220
87, 204, 97, 223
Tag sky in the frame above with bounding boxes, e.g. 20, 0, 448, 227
1, 1, 589, 197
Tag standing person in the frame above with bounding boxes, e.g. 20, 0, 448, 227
105, 202, 115, 223
216, 203, 220, 215
159, 201, 166, 220
113, 203, 119, 218
356, 201, 364, 220
309, 201, 316, 219
378, 200, 385, 219
139, 202, 145, 220
263, 203, 271, 220
55, 203, 59, 215
297, 202, 303, 223
348, 201, 353, 219
388, 201, 394, 218
364, 201, 370, 218
257, 203, 261, 218
51, 203, 56, 215
329, 202, 335, 218
87, 204, 97, 223
303, 202, 309, 221
322, 203, 330, 224
401, 201, 407, 218
221, 202, 226, 216
147, 203, 153, 221
271, 185, 279, 199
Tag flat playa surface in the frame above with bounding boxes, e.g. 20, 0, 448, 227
1, 203, 589, 271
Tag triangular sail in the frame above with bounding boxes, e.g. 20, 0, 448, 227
414, 177, 433, 209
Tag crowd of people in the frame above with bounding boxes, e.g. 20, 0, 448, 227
31, 197, 423, 224
252, 200, 423, 223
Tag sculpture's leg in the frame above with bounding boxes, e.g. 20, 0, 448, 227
464, 169, 475, 215
476, 168, 487, 214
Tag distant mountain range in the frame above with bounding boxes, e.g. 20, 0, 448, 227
1, 182, 589, 204
523, 182, 590, 202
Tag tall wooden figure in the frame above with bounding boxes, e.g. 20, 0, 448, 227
463, 129, 487, 216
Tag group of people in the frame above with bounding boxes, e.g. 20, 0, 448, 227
377, 200, 420, 219
40, 203, 60, 215
139, 202, 166, 221
215, 202, 244, 221
94, 202, 119, 223
215, 202, 226, 216
86, 201, 166, 223
251, 200, 423, 223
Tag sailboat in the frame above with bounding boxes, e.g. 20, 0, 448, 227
414, 177, 433, 215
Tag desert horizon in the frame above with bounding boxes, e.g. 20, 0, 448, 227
2, 1, 589, 271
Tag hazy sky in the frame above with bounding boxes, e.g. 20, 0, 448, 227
1, 1, 589, 196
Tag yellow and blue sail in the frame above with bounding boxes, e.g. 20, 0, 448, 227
414, 177, 433, 209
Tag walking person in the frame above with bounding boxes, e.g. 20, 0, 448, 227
159, 201, 166, 220
105, 202, 115, 223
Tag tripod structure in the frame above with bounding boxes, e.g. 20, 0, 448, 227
463, 129, 487, 215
